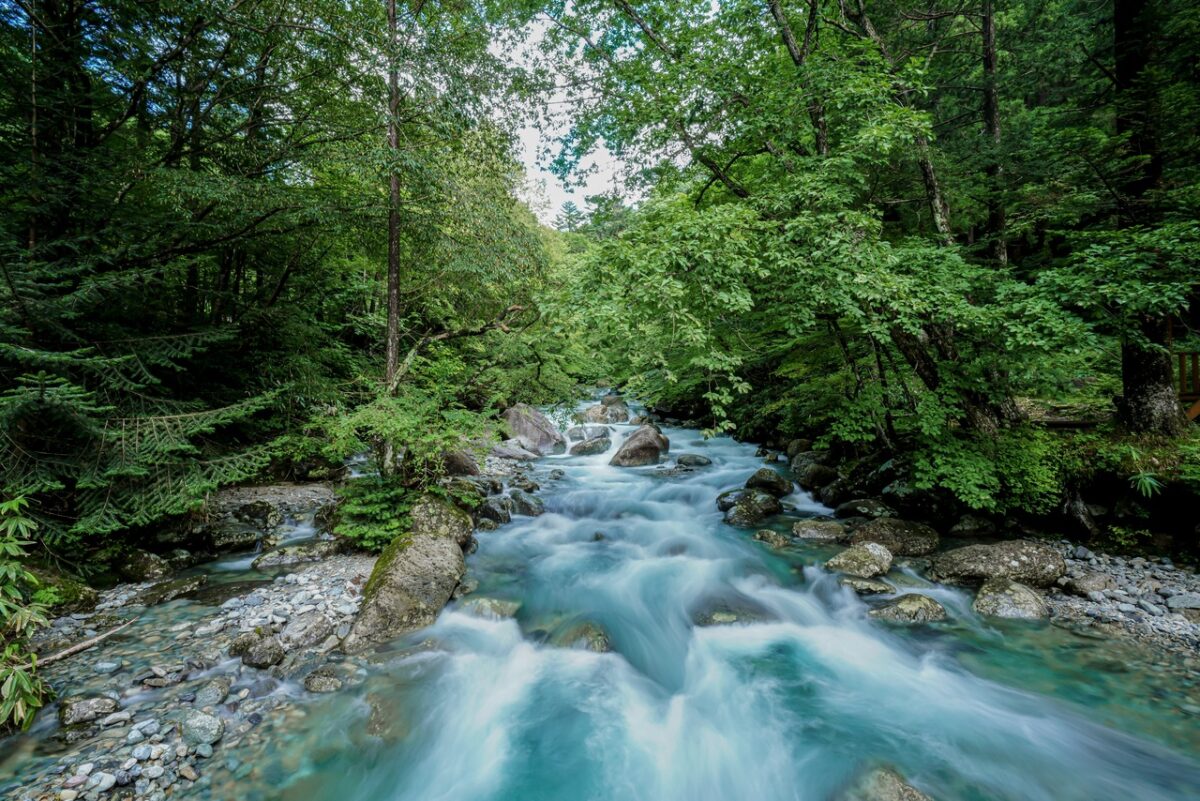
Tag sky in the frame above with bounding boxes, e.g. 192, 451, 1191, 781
517, 124, 624, 225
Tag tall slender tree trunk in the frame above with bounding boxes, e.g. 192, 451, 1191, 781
1113, 0, 1185, 436
981, 0, 1007, 265
384, 0, 401, 389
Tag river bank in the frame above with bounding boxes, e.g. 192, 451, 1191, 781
4, 403, 1200, 801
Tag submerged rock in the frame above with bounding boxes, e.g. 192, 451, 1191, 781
849, 518, 939, 557
501, 403, 567, 455
841, 577, 896, 595
181, 710, 224, 746
509, 488, 545, 516
566, 424, 611, 442
826, 543, 893, 578
723, 489, 783, 527
569, 436, 612, 456
752, 529, 791, 549
303, 667, 343, 693
554, 621, 611, 652
58, 696, 119, 726
930, 540, 1065, 587
973, 577, 1049, 619
869, 594, 947, 624
609, 425, 670, 467
792, 519, 846, 542
675, 453, 711, 467
843, 766, 933, 801
744, 467, 793, 498
460, 597, 521, 619
580, 398, 630, 424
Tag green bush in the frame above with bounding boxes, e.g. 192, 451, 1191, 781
0, 498, 51, 730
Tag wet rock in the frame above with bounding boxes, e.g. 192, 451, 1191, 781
343, 497, 469, 653
949, 514, 998, 537
133, 575, 207, 606
58, 696, 119, 726
554, 621, 611, 652
843, 766, 933, 801
834, 499, 895, 520
491, 439, 540, 461
181, 710, 224, 746
441, 449, 480, 477
869, 594, 947, 624
252, 538, 347, 570
752, 529, 791, 549
569, 436, 612, 456
716, 489, 744, 512
240, 635, 285, 669
1064, 571, 1115, 597
786, 439, 813, 458
478, 496, 513, 525
303, 667, 343, 693
566, 424, 612, 442
237, 499, 284, 529
826, 543, 893, 579
508, 489, 545, 517
610, 425, 670, 467
93, 661, 120, 674
794, 462, 839, 492
410, 494, 475, 549
502, 403, 567, 455
280, 611, 336, 651
973, 578, 1049, 619
744, 467, 793, 498
724, 489, 783, 527
929, 540, 1065, 587
675, 453, 711, 467
460, 597, 521, 618
118, 549, 172, 582
841, 577, 896, 595
792, 519, 846, 542
580, 399, 630, 424
194, 677, 231, 708
849, 518, 939, 557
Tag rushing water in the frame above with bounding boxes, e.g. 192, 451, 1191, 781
251, 415, 1200, 801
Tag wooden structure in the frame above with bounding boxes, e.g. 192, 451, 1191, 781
1179, 350, 1200, 421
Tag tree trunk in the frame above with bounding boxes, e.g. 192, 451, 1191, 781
1118, 318, 1186, 436
384, 0, 401, 389
981, 0, 1007, 265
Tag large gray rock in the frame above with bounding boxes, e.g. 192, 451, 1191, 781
502, 404, 566, 455
570, 436, 612, 456
843, 766, 933, 801
826, 543, 893, 578
280, 611, 336, 651
745, 468, 793, 498
133, 575, 206, 606
849, 518, 939, 557
972, 578, 1049, 619
491, 439, 540, 461
181, 710, 225, 746
343, 496, 470, 653
675, 453, 712, 467
834, 499, 895, 520
58, 696, 119, 726
566, 424, 611, 442
252, 538, 347, 570
118, 549, 172, 582
792, 519, 847, 542
1064, 571, 1115, 597
868, 594, 947, 624
929, 540, 1065, 587
723, 489, 783, 527
234, 634, 284, 669
580, 400, 630, 424
609, 425, 669, 467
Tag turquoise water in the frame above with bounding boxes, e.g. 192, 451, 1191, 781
245, 422, 1200, 801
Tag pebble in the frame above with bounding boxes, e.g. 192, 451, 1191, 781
131, 745, 151, 761
93, 661, 120, 674
143, 765, 164, 780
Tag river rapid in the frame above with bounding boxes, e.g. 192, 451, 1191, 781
266, 416, 1199, 801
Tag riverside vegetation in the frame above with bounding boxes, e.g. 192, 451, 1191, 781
1, 0, 1200, 799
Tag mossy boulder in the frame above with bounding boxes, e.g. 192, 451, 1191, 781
745, 467, 794, 497
929, 540, 1065, 587
868, 594, 947, 624
792, 520, 846, 542
843, 766, 933, 801
411, 494, 474, 548
723, 489, 783, 527
825, 542, 893, 578
849, 518, 939, 557
972, 577, 1049, 619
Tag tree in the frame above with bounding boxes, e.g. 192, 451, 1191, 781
554, 200, 585, 232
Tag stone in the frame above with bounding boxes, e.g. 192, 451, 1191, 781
507, 489, 545, 517
794, 461, 839, 491
303, 667, 343, 693
118, 549, 172, 582
723, 490, 783, 527
675, 453, 711, 467
843, 766, 933, 801
411, 494, 475, 549
178, 764, 199, 782
279, 611, 335, 651
440, 449, 480, 476
133, 575, 206, 606
580, 400, 630, 424
716, 489, 744, 512
251, 538, 347, 570
752, 529, 791, 549
972, 578, 1049, 619
93, 661, 120, 674
840, 577, 896, 595
869, 594, 947, 624
744, 467, 793, 498
461, 597, 521, 618
569, 436, 612, 456
181, 710, 224, 746
1065, 571, 1115, 597
948, 514, 998, 537
792, 519, 846, 542
478, 496, 513, 525
566, 424, 611, 442
1166, 592, 1200, 610
552, 621, 611, 652
609, 425, 670, 467
849, 518, 939, 557
501, 403, 567, 455
834, 499, 895, 520
58, 696, 119, 726
491, 439, 540, 461
91, 773, 116, 793
1138, 599, 1164, 616
194, 678, 231, 708
929, 540, 1066, 587
826, 543, 893, 579
240, 635, 285, 669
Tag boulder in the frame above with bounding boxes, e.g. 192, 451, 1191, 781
491, 439, 540, 461
972, 578, 1049, 619
1064, 571, 1115, 597
343, 496, 470, 653
234, 634, 284, 669
118, 549, 172, 582
785, 439, 813, 458
58, 696, 119, 726
441, 449, 480, 476
460, 597, 521, 619
792, 520, 846, 542
279, 611, 336, 651
825, 543, 893, 578
208, 522, 261, 552
252, 538, 347, 570
133, 575, 206, 606
609, 425, 670, 467
553, 621, 611, 652
929, 540, 1065, 587
181, 710, 225, 746
570, 436, 612, 456
843, 766, 933, 801
581, 397, 631, 424
501, 403, 566, 455
675, 454, 711, 467
752, 529, 791, 549
477, 496, 512, 525
723, 490, 783, 527
304, 667, 343, 693
868, 594, 947, 624
745, 468, 794, 498
716, 489, 744, 512
566, 424, 611, 442
236, 500, 283, 529
840, 577, 896, 595
949, 514, 998, 537
849, 518, 939, 557
795, 462, 839, 491
834, 499, 895, 520
509, 489, 545, 517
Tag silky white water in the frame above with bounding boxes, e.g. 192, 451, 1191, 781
262, 416, 1200, 801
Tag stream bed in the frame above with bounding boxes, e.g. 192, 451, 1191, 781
4, 417, 1200, 801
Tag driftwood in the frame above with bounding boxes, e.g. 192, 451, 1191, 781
37, 618, 139, 666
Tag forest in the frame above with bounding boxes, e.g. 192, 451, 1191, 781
1, 0, 1199, 798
